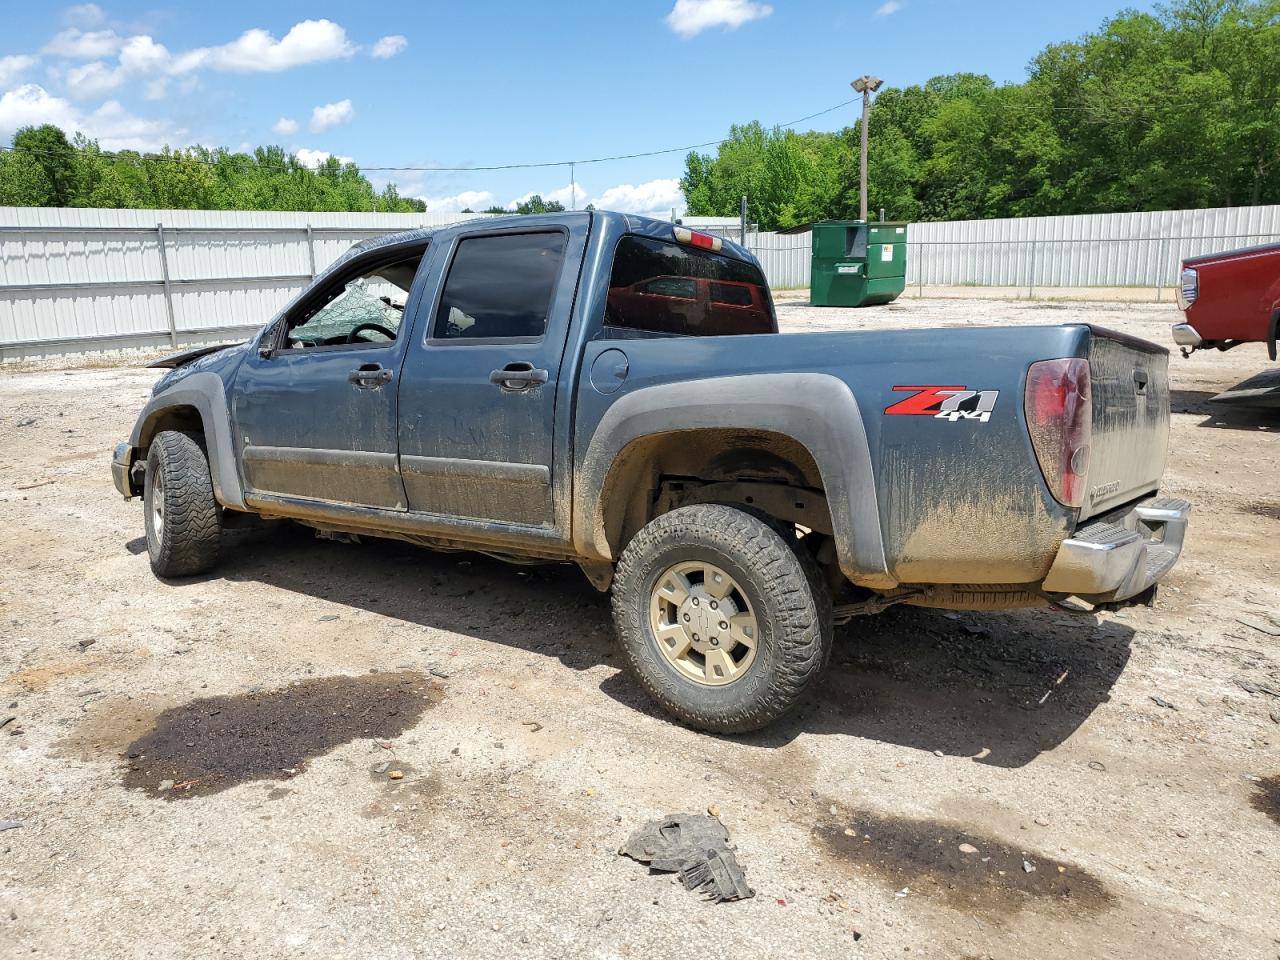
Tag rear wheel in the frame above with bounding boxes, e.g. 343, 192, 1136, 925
143, 430, 222, 577
611, 504, 832, 733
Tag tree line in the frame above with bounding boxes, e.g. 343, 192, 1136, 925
0, 125, 426, 213
683, 0, 1280, 229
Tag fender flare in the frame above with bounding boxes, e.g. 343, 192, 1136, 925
574, 373, 893, 588
128, 371, 245, 509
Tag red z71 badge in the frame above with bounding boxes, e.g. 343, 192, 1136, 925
885, 385, 999, 422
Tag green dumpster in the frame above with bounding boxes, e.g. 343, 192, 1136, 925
810, 221, 908, 307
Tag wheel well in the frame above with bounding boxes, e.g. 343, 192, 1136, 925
599, 428, 834, 558
138, 405, 204, 452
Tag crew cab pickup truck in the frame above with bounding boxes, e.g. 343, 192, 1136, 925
111, 211, 1189, 733
1173, 241, 1280, 360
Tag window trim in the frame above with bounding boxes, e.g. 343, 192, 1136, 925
264, 239, 430, 357
423, 225, 570, 347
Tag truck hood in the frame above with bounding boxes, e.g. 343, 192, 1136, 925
149, 340, 250, 397
146, 343, 245, 370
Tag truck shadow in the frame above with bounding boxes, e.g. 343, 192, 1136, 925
1171, 386, 1279, 433
189, 525, 1132, 770
729, 604, 1135, 768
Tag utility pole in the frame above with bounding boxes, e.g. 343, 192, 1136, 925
850, 75, 883, 222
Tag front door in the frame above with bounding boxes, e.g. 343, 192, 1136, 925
396, 223, 584, 528
232, 241, 430, 510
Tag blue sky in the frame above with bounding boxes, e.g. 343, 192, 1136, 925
0, 0, 1156, 216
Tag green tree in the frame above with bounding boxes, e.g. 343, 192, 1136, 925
514, 194, 566, 214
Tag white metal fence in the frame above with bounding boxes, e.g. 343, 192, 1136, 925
0, 207, 497, 360
744, 203, 1280, 293
3, 203, 1280, 358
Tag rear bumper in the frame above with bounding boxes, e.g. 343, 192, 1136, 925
1171, 323, 1202, 347
1041, 496, 1190, 603
111, 442, 135, 500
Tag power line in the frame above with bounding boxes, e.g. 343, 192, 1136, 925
0, 98, 862, 174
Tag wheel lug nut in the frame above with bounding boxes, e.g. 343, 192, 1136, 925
719, 621, 728, 630
683, 613, 691, 622
710, 601, 718, 610
692, 633, 699, 641
710, 637, 719, 646
692, 598, 699, 606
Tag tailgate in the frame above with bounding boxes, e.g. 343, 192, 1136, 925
1079, 326, 1170, 521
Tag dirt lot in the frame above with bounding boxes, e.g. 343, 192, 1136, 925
2, 297, 1278, 960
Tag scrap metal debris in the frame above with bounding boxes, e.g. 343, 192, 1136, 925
619, 814, 754, 903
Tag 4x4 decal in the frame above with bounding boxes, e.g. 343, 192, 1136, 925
885, 385, 999, 422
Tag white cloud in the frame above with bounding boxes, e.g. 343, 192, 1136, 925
370, 35, 408, 59
502, 178, 684, 218
64, 4, 106, 28
0, 83, 185, 151
594, 179, 685, 217
171, 19, 355, 74
875, 0, 903, 14
0, 55, 38, 88
422, 190, 498, 213
294, 148, 354, 168
309, 98, 354, 132
63, 60, 124, 99
119, 35, 170, 73
272, 116, 299, 136
43, 28, 123, 59
665, 0, 772, 38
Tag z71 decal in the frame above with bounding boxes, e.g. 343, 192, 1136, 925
885, 385, 999, 422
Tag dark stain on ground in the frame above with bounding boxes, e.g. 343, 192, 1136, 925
121, 672, 436, 799
1250, 776, 1280, 825
1246, 502, 1280, 522
814, 803, 1111, 917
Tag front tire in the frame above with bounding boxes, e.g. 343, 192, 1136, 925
611, 504, 832, 733
143, 430, 222, 577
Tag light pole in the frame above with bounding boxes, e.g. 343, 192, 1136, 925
851, 75, 883, 222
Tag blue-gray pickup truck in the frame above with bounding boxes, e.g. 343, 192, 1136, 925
111, 211, 1189, 733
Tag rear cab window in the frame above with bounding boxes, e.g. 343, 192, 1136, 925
601, 235, 776, 338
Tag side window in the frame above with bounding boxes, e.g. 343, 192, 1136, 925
432, 232, 567, 340
286, 252, 424, 349
603, 235, 775, 337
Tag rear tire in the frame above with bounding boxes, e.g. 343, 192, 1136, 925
143, 430, 222, 577
611, 504, 833, 733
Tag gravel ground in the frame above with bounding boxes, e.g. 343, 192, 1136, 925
1, 296, 1278, 960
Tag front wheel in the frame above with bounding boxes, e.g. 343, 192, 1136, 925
143, 430, 222, 577
611, 504, 832, 733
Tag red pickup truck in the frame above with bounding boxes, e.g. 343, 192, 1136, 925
1173, 241, 1280, 360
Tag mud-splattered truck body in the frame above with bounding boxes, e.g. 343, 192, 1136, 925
111, 211, 1188, 732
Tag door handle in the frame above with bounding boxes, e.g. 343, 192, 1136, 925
349, 363, 393, 388
489, 361, 549, 392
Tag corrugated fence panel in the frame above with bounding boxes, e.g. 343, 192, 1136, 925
0, 206, 498, 357
5, 204, 1280, 357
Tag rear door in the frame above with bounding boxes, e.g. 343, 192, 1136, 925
396, 218, 587, 529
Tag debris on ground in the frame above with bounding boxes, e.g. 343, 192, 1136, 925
619, 814, 754, 903
1235, 677, 1280, 699
1236, 616, 1280, 637
0, 821, 21, 831
1150, 695, 1178, 710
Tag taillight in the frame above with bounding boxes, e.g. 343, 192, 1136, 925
1024, 358, 1091, 508
1176, 266, 1198, 310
